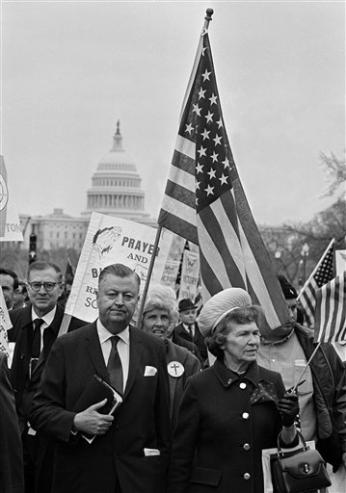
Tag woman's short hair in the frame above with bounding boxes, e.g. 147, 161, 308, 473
205, 305, 264, 359
141, 284, 178, 328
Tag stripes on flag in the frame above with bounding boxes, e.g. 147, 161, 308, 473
158, 22, 289, 330
314, 271, 346, 343
298, 239, 335, 327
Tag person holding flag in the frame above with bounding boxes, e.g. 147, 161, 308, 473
257, 274, 346, 476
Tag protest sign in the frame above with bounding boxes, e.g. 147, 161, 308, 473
0, 156, 23, 242
65, 213, 174, 322
161, 259, 180, 289
335, 250, 346, 275
178, 249, 200, 301
0, 287, 11, 355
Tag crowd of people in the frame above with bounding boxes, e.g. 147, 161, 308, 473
0, 261, 345, 493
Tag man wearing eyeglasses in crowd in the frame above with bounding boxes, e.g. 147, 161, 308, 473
9, 261, 66, 493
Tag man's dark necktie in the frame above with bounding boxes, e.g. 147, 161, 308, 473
188, 324, 194, 340
107, 336, 123, 394
32, 319, 44, 358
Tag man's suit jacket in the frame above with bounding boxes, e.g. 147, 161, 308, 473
30, 323, 171, 493
172, 322, 207, 363
0, 352, 24, 493
10, 303, 66, 428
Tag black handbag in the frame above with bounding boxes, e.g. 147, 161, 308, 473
270, 430, 331, 493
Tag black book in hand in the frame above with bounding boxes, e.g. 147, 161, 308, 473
74, 374, 123, 415
74, 375, 123, 444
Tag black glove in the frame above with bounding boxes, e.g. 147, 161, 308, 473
277, 392, 299, 427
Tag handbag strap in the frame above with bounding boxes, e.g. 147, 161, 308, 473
276, 429, 308, 457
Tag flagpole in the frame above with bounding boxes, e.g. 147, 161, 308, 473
292, 342, 322, 392
297, 238, 335, 301
136, 8, 214, 327
180, 8, 214, 118
136, 225, 163, 327
204, 8, 214, 27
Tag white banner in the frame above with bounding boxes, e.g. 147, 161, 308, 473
0, 155, 23, 242
179, 250, 200, 301
0, 287, 11, 355
335, 250, 346, 275
161, 259, 180, 289
65, 213, 174, 322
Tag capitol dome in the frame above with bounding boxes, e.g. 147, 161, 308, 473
83, 121, 152, 224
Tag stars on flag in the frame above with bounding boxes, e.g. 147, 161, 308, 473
192, 103, 202, 116
202, 69, 211, 81
219, 174, 228, 185
205, 111, 214, 123
205, 184, 214, 196
185, 123, 194, 135
198, 88, 206, 100
213, 134, 222, 146
210, 151, 218, 163
207, 168, 216, 180
178, 37, 233, 212
201, 128, 210, 140
209, 93, 217, 106
197, 146, 207, 157
196, 162, 204, 174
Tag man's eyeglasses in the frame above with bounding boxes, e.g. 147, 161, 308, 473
27, 282, 61, 292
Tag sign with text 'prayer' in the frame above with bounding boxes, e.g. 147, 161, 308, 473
65, 212, 174, 322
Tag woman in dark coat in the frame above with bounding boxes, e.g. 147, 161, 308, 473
140, 285, 201, 427
168, 288, 299, 493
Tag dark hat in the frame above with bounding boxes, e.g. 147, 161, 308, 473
278, 275, 298, 300
178, 298, 197, 312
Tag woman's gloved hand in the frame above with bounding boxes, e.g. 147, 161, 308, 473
277, 392, 299, 427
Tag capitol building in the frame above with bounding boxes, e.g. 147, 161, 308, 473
20, 122, 155, 252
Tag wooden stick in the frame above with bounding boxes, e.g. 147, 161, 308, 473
136, 225, 163, 327
292, 342, 322, 392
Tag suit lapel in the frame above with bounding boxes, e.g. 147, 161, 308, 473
31, 305, 64, 378
124, 326, 142, 399
85, 323, 109, 381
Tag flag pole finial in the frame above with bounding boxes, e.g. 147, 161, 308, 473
204, 8, 214, 29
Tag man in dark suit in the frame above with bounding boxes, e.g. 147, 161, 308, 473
30, 263, 171, 493
172, 298, 207, 364
0, 351, 24, 493
9, 260, 84, 493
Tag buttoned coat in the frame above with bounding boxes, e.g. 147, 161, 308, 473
30, 323, 171, 493
168, 359, 286, 493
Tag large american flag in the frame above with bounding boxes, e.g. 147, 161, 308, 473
158, 27, 289, 330
298, 239, 335, 327
314, 271, 346, 343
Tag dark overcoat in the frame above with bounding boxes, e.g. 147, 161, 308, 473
172, 322, 207, 363
165, 339, 200, 426
30, 323, 171, 493
0, 352, 24, 493
168, 359, 286, 493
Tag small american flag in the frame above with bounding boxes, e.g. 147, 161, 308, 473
314, 271, 346, 343
158, 24, 289, 330
298, 239, 335, 327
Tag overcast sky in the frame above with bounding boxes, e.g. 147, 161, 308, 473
1, 1, 345, 227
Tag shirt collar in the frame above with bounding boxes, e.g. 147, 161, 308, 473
31, 306, 57, 327
96, 319, 129, 345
